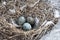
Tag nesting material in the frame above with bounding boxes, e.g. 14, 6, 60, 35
34, 17, 39, 27
9, 9, 16, 14
54, 10, 60, 18
0, 0, 59, 40
41, 20, 47, 26
2, 1, 6, 5
20, 5, 27, 11
10, 19, 19, 27
44, 21, 54, 27
29, 0, 41, 7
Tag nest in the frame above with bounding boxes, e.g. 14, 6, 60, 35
0, 0, 58, 40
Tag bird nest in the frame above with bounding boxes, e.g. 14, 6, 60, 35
0, 0, 58, 40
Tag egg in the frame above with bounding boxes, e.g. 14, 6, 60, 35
27, 17, 35, 24
18, 16, 26, 25
23, 23, 32, 30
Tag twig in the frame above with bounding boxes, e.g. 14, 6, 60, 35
9, 34, 20, 39
20, 0, 41, 11
20, 4, 27, 11
28, 0, 41, 7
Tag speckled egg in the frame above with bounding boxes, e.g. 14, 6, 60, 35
18, 16, 26, 25
23, 23, 32, 30
27, 17, 35, 24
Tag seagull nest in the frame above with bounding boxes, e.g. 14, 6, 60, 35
0, 0, 58, 40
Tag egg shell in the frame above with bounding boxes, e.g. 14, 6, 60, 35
23, 23, 32, 30
27, 17, 35, 24
18, 16, 26, 25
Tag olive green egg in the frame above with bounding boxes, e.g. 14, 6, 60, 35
27, 17, 35, 24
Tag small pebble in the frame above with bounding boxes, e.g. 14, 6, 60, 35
27, 17, 35, 24
23, 23, 32, 30
18, 16, 26, 25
